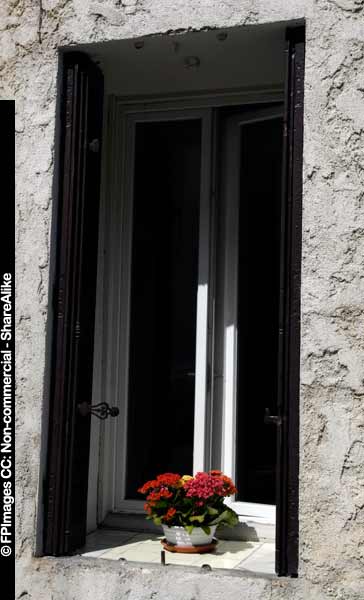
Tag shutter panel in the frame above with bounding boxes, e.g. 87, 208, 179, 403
275, 26, 305, 577
44, 52, 104, 555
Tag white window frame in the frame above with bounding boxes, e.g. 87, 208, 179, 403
217, 106, 284, 524
88, 88, 284, 526
114, 106, 213, 513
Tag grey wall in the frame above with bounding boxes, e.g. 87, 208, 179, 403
7, 0, 364, 598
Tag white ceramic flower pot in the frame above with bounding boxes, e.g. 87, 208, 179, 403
162, 525, 217, 547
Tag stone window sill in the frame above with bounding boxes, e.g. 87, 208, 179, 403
79, 529, 275, 576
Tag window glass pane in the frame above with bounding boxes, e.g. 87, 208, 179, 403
125, 120, 201, 499
235, 118, 283, 505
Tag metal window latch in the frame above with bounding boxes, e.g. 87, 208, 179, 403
264, 408, 282, 427
78, 401, 119, 420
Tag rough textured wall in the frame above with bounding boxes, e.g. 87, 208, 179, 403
6, 0, 364, 598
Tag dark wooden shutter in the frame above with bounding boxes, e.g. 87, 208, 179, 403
44, 52, 104, 555
275, 26, 305, 577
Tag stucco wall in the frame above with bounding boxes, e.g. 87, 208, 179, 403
6, 0, 364, 598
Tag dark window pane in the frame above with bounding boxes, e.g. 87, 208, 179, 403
236, 118, 283, 505
126, 120, 201, 499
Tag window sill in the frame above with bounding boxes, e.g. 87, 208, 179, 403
79, 529, 276, 576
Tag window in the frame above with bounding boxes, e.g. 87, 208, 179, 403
44, 25, 304, 578
102, 102, 283, 528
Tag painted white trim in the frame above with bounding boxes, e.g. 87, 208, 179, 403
87, 96, 123, 528
98, 96, 125, 520
193, 109, 213, 474
220, 113, 240, 487
226, 498, 276, 523
113, 109, 135, 509
86, 96, 110, 533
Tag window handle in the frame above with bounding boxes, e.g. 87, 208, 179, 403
78, 401, 119, 420
264, 407, 282, 426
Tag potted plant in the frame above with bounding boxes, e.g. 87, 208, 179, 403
138, 471, 239, 550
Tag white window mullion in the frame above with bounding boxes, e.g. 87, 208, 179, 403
193, 283, 209, 473
193, 110, 213, 475
221, 118, 240, 483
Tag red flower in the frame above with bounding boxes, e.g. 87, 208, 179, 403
184, 471, 237, 499
184, 472, 224, 499
138, 479, 158, 494
146, 488, 173, 504
144, 502, 152, 514
138, 470, 237, 525
155, 473, 181, 488
163, 507, 176, 522
221, 475, 237, 495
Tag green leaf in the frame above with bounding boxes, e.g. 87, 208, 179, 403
155, 501, 169, 509
189, 514, 205, 523
209, 509, 229, 525
209, 507, 239, 528
201, 525, 211, 535
184, 525, 194, 534
207, 506, 219, 516
153, 516, 162, 526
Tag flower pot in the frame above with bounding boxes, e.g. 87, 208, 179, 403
162, 525, 217, 547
